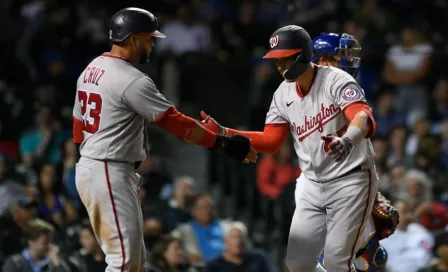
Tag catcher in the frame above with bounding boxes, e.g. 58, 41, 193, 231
309, 33, 399, 272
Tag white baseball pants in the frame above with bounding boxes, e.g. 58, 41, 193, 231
285, 169, 378, 272
76, 157, 146, 272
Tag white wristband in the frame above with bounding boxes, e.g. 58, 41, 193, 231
344, 125, 364, 144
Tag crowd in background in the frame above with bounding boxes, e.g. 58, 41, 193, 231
0, 0, 448, 271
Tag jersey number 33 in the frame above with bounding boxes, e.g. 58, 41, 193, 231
77, 90, 103, 134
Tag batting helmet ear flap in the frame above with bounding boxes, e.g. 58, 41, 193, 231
282, 53, 311, 82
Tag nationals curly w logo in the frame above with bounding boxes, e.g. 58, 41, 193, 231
270, 35, 279, 48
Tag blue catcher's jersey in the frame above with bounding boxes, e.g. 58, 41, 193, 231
318, 235, 388, 272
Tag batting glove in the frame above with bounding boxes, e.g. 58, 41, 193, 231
200, 111, 228, 136
321, 135, 353, 162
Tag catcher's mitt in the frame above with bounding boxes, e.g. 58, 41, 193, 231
372, 192, 399, 240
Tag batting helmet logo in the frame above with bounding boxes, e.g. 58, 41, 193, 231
270, 35, 279, 48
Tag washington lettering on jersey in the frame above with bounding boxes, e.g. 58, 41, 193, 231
266, 66, 375, 182
293, 103, 341, 141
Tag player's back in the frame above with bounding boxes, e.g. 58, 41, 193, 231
74, 54, 150, 162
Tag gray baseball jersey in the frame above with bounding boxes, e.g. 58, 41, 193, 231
73, 54, 173, 162
266, 65, 375, 182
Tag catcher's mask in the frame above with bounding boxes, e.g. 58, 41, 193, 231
312, 33, 362, 77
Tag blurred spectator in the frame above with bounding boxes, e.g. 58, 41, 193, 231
381, 199, 434, 272
0, 122, 20, 161
0, 196, 37, 266
0, 155, 24, 217
387, 126, 409, 167
399, 170, 448, 232
256, 140, 300, 245
36, 163, 77, 228
429, 78, 448, 133
352, 0, 394, 32
0, 0, 28, 84
1, 219, 71, 272
156, 3, 212, 56
374, 90, 407, 137
149, 235, 201, 272
415, 134, 442, 178
61, 138, 80, 208
379, 161, 407, 195
139, 184, 164, 250
205, 222, 273, 272
249, 62, 282, 130
141, 155, 173, 200
383, 25, 433, 113
140, 176, 196, 250
19, 104, 65, 168
67, 219, 106, 272
164, 176, 196, 230
16, 2, 79, 80
172, 194, 246, 264
371, 136, 388, 167
20, 0, 48, 22
442, 121, 448, 168
405, 110, 432, 159
256, 140, 301, 201
418, 230, 448, 272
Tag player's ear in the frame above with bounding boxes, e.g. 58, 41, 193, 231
129, 34, 136, 47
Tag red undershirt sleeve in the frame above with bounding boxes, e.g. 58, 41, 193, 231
227, 123, 290, 154
153, 107, 217, 148
343, 102, 376, 138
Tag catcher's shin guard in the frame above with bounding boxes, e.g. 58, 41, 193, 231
319, 235, 388, 272
356, 235, 388, 271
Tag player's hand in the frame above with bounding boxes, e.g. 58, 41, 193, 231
213, 135, 257, 163
200, 111, 228, 136
244, 146, 257, 164
321, 135, 353, 162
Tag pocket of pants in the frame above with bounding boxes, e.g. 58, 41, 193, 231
133, 173, 143, 191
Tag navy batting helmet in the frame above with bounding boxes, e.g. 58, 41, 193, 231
263, 25, 313, 82
109, 7, 165, 43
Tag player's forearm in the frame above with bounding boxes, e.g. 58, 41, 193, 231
227, 124, 289, 154
154, 109, 217, 148
345, 112, 372, 145
343, 102, 376, 142
184, 122, 217, 148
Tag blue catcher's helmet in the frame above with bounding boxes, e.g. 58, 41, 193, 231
312, 33, 361, 77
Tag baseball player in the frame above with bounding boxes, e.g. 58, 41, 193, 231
312, 33, 399, 272
201, 25, 379, 272
72, 7, 257, 272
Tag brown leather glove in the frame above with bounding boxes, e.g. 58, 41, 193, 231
372, 192, 400, 240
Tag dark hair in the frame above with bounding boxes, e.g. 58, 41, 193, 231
23, 220, 54, 241
37, 163, 62, 195
80, 218, 94, 235
150, 235, 181, 268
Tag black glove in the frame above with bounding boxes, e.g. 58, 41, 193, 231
212, 135, 251, 162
